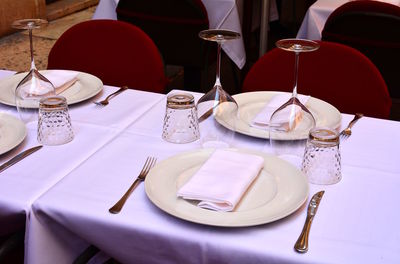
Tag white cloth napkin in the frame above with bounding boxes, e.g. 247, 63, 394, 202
177, 149, 264, 212
251, 93, 310, 129
28, 70, 78, 96
44, 70, 78, 89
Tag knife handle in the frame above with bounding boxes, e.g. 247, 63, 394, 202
294, 215, 314, 253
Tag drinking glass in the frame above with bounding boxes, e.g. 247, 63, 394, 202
197, 29, 240, 148
302, 127, 341, 185
37, 96, 74, 145
162, 92, 200, 144
269, 39, 319, 157
12, 19, 55, 124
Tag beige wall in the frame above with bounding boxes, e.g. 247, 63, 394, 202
0, 0, 46, 37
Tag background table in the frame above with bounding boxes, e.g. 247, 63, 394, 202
93, 0, 279, 69
297, 0, 400, 40
23, 87, 400, 263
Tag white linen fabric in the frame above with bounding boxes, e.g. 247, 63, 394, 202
251, 94, 310, 129
177, 149, 264, 211
27, 113, 400, 264
3, 69, 400, 264
0, 70, 165, 237
43, 70, 78, 89
93, 0, 249, 68
297, 0, 400, 40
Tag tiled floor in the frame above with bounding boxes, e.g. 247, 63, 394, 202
0, 6, 97, 72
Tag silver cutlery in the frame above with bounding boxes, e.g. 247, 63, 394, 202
0, 145, 43, 173
294, 190, 325, 253
94, 86, 128, 106
198, 103, 220, 123
340, 113, 363, 140
109, 157, 156, 214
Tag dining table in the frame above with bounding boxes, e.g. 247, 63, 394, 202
296, 0, 400, 40
0, 69, 399, 263
92, 0, 279, 69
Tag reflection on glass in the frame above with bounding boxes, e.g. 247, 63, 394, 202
12, 19, 55, 124
269, 39, 319, 157
197, 29, 240, 148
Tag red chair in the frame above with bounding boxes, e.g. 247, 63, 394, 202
115, 0, 212, 92
242, 41, 392, 119
48, 19, 167, 93
321, 0, 400, 99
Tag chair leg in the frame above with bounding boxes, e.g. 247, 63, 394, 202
73, 245, 100, 264
0, 229, 25, 263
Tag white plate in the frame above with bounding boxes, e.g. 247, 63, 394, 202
0, 113, 26, 155
145, 148, 309, 227
0, 70, 103, 107
216, 91, 342, 139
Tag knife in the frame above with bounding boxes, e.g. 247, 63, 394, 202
0, 145, 43, 173
294, 190, 325, 253
198, 102, 221, 123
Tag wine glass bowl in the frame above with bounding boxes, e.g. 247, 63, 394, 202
275, 39, 320, 53
197, 29, 240, 148
12, 19, 55, 124
198, 29, 240, 42
269, 39, 319, 157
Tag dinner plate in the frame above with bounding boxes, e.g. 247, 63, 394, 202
0, 70, 103, 107
215, 91, 341, 139
0, 113, 26, 155
145, 148, 309, 227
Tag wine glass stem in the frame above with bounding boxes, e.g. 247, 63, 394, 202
214, 42, 222, 87
292, 51, 299, 98
29, 28, 36, 70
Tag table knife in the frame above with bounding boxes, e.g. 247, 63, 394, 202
0, 145, 43, 173
294, 190, 325, 253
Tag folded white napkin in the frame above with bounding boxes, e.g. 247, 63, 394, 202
251, 93, 310, 129
27, 70, 78, 96
177, 149, 264, 212
44, 70, 78, 89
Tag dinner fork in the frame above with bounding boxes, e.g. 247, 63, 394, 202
340, 113, 363, 140
94, 85, 128, 106
109, 157, 156, 214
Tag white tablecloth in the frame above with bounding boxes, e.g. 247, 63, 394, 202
0, 70, 166, 237
297, 0, 400, 40
23, 87, 400, 263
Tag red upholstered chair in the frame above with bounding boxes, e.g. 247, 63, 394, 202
115, 0, 212, 92
321, 0, 400, 100
47, 19, 167, 93
242, 41, 392, 119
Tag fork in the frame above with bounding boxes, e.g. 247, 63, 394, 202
94, 86, 128, 106
340, 113, 363, 139
109, 157, 157, 214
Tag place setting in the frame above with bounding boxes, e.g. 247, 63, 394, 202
143, 36, 307, 228
136, 37, 359, 258
0, 19, 103, 109
0, 18, 101, 172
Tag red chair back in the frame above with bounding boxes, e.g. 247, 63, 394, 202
48, 19, 167, 93
242, 41, 392, 119
321, 0, 400, 99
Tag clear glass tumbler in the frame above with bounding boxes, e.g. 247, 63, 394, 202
37, 96, 74, 145
301, 127, 341, 185
162, 92, 200, 144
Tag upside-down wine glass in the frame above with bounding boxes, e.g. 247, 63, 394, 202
12, 19, 55, 124
269, 39, 319, 158
197, 29, 240, 148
